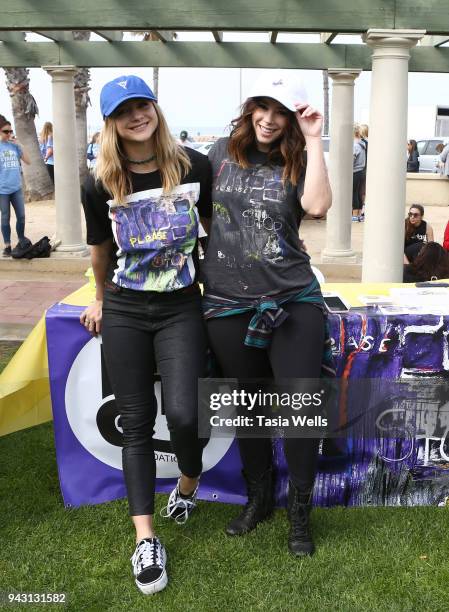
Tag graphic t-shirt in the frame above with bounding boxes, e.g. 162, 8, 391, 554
405, 220, 427, 247
81, 148, 212, 292
202, 137, 316, 299
0, 142, 22, 194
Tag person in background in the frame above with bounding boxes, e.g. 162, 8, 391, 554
86, 131, 100, 169
352, 124, 366, 221
439, 141, 449, 177
202, 71, 332, 557
403, 242, 449, 282
0, 117, 31, 257
80, 75, 212, 596
39, 122, 54, 183
178, 130, 189, 145
358, 123, 369, 221
406, 139, 420, 173
435, 143, 445, 174
443, 219, 449, 252
404, 204, 434, 263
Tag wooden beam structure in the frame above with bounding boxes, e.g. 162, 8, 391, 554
0, 41, 447, 73
1, 0, 449, 35
92, 30, 124, 42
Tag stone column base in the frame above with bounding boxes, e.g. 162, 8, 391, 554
53, 244, 90, 257
321, 249, 359, 264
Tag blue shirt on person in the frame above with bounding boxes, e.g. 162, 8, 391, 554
0, 141, 23, 194
45, 137, 54, 165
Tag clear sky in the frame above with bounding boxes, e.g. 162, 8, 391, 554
0, 32, 448, 138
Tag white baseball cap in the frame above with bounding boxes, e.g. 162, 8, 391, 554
247, 71, 308, 112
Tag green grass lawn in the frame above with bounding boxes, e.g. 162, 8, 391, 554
1, 343, 448, 612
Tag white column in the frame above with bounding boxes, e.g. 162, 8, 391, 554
43, 65, 87, 253
361, 29, 425, 282
321, 69, 361, 264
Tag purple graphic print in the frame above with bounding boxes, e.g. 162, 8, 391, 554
108, 183, 200, 291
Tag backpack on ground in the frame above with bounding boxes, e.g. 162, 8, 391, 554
12, 236, 51, 260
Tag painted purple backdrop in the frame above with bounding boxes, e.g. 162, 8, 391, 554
46, 304, 449, 509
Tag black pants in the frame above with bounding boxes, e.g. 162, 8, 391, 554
102, 285, 207, 515
46, 164, 54, 184
206, 302, 324, 493
352, 170, 364, 211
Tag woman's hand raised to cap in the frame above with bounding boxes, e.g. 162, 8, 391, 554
294, 103, 323, 139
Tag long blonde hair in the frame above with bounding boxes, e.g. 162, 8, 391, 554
95, 103, 191, 204
39, 121, 53, 143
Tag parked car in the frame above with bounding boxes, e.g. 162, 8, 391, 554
196, 141, 215, 155
415, 137, 447, 173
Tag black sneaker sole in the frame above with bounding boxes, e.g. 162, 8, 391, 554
136, 569, 168, 595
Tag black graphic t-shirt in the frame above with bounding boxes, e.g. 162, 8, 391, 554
82, 147, 212, 292
405, 220, 427, 247
202, 137, 315, 299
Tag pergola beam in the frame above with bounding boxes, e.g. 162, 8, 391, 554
212, 30, 223, 43
150, 30, 171, 43
2, 0, 449, 34
0, 41, 447, 72
92, 30, 124, 42
0, 31, 25, 42
270, 31, 278, 44
33, 31, 73, 42
321, 32, 338, 44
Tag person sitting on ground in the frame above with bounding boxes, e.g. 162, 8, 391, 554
403, 241, 449, 283
406, 139, 420, 173
443, 219, 449, 252
404, 204, 434, 263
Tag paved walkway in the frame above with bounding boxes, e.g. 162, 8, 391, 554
0, 198, 447, 340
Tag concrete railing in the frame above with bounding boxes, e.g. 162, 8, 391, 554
406, 173, 449, 206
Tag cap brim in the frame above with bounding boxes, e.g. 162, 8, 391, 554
248, 92, 297, 112
103, 93, 157, 118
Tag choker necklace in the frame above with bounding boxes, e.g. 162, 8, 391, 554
124, 153, 156, 165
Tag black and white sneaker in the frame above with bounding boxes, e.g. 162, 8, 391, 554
160, 478, 198, 524
131, 537, 167, 595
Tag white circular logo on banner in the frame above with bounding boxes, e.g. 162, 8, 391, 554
65, 337, 233, 477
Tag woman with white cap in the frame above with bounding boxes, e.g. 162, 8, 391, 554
202, 71, 332, 556
80, 75, 212, 595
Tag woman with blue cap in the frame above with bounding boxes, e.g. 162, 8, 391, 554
202, 71, 332, 557
80, 75, 212, 595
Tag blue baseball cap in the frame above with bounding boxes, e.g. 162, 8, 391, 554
100, 75, 157, 118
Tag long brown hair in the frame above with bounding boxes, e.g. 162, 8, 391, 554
405, 204, 425, 242
408, 242, 449, 281
227, 97, 306, 185
95, 102, 191, 205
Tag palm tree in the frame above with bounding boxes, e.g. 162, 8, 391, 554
4, 67, 53, 200
72, 30, 91, 187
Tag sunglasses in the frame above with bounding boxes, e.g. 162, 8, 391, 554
408, 212, 421, 218
1, 130, 13, 134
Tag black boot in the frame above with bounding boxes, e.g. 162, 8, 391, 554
225, 468, 274, 536
287, 482, 315, 556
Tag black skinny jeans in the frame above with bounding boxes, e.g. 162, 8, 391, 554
101, 284, 207, 516
206, 302, 325, 494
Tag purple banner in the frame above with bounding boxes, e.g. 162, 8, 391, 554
46, 305, 449, 508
